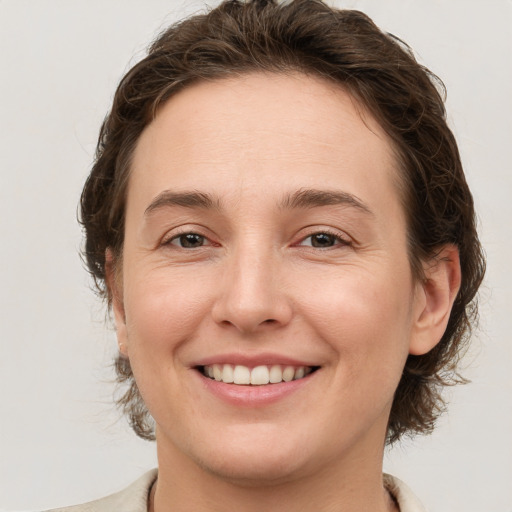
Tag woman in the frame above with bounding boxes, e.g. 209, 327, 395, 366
50, 0, 485, 510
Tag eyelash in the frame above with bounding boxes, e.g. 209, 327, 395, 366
162, 228, 351, 250
163, 230, 213, 249
296, 229, 352, 249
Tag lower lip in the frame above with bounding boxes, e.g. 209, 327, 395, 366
194, 370, 316, 407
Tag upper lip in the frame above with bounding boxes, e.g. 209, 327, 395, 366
191, 352, 319, 368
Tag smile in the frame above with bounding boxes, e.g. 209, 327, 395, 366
200, 364, 318, 385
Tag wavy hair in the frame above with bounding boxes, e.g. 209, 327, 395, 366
81, 0, 485, 443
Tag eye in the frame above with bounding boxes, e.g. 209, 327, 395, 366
299, 232, 349, 248
168, 232, 209, 248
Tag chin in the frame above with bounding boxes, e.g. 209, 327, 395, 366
199, 453, 306, 487
185, 424, 319, 486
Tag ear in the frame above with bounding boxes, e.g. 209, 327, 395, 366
105, 249, 129, 357
409, 245, 461, 356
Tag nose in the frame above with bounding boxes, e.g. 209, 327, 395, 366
211, 244, 293, 334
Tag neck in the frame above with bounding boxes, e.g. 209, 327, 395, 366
150, 434, 397, 512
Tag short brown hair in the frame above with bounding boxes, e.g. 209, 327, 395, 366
81, 0, 485, 444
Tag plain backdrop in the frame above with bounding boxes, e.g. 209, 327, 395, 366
1, 0, 511, 511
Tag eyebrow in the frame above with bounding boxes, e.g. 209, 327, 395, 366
144, 188, 373, 216
280, 188, 373, 215
144, 190, 221, 216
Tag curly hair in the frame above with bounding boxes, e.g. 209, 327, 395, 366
81, 0, 485, 444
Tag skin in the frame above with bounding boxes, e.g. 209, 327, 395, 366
109, 72, 460, 512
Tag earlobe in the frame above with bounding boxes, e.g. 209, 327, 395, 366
105, 248, 129, 357
409, 245, 461, 356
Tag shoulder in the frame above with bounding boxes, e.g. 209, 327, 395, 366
44, 469, 158, 512
384, 474, 428, 512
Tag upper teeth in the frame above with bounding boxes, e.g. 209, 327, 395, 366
202, 364, 312, 385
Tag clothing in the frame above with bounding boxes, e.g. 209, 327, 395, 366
46, 470, 426, 512
383, 474, 428, 512
45, 470, 157, 512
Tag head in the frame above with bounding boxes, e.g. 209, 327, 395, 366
81, 0, 485, 447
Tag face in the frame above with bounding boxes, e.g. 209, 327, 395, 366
113, 73, 427, 483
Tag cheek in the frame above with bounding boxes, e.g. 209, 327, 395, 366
120, 269, 215, 421
295, 264, 414, 377
123, 269, 214, 354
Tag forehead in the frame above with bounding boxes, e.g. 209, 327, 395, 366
129, 72, 402, 220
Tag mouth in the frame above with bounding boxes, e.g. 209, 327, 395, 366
198, 364, 320, 385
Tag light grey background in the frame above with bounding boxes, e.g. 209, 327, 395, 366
1, 1, 510, 510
